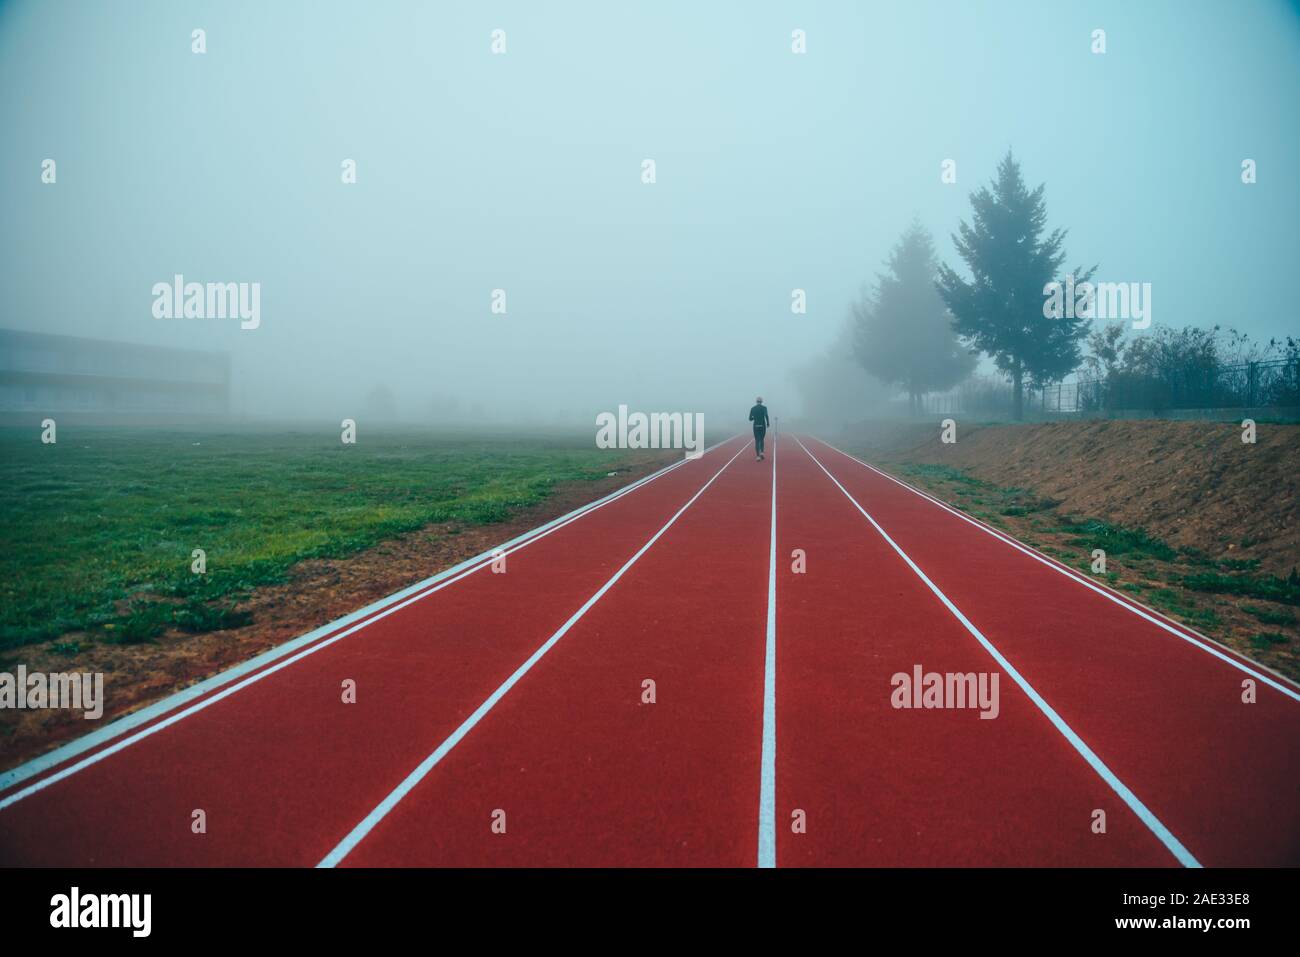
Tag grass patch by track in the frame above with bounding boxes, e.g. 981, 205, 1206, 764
1180, 570, 1300, 606
1243, 604, 1296, 626
1058, 519, 1177, 562
1143, 588, 1222, 630
0, 427, 637, 651
1250, 631, 1290, 650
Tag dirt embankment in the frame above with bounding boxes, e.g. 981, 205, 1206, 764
837, 418, 1299, 680
849, 419, 1298, 576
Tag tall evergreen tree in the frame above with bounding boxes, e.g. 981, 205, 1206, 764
935, 151, 1094, 420
851, 220, 975, 415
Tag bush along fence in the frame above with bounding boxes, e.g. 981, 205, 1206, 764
920, 358, 1300, 420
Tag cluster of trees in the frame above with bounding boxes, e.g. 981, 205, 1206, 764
848, 150, 1095, 420
811, 149, 1298, 423
1081, 323, 1300, 411
850, 222, 974, 415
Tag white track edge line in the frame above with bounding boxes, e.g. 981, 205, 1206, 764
809, 436, 1300, 703
757, 428, 778, 868
317, 443, 749, 867
0, 436, 742, 801
795, 436, 1201, 869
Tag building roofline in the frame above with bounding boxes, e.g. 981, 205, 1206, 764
0, 326, 232, 362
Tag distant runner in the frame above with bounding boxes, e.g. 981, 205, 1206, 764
749, 396, 770, 461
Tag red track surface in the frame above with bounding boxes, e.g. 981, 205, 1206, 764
1, 432, 1297, 867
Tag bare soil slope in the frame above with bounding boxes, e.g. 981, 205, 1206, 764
836, 418, 1299, 680
853, 419, 1297, 576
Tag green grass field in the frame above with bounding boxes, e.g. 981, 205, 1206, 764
0, 426, 636, 652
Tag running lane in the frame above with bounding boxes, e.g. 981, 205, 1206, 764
334, 431, 772, 866
801, 435, 1300, 866
0, 438, 749, 866
774, 432, 1174, 866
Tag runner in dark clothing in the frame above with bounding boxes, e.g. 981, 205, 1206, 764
749, 397, 770, 461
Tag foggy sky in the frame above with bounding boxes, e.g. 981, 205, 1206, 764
3, 0, 1298, 427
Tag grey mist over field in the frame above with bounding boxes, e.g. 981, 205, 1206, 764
2, 0, 1299, 433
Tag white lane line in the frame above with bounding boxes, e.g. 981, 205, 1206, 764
0, 436, 744, 806
807, 436, 1300, 703
757, 428, 778, 868
317, 443, 750, 868
794, 436, 1201, 868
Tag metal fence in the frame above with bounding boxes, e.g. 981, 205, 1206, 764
921, 359, 1300, 418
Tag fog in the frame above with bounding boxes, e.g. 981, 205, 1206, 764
2, 0, 1298, 433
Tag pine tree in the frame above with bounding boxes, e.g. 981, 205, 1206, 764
935, 151, 1094, 420
851, 220, 975, 415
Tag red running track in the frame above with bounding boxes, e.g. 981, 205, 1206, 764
1, 432, 1297, 867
